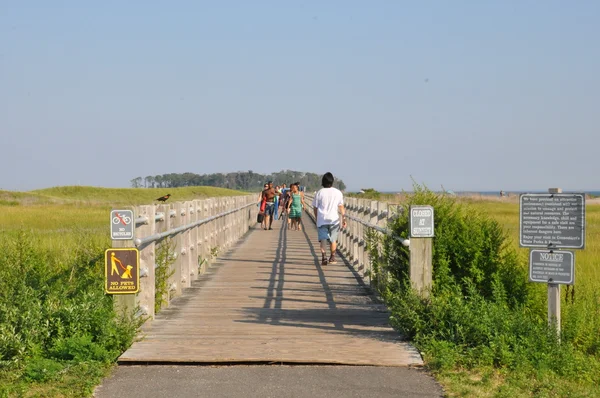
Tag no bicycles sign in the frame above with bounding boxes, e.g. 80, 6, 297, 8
111, 209, 134, 240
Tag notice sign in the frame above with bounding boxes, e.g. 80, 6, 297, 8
111, 210, 134, 240
105, 248, 139, 294
529, 250, 574, 285
520, 194, 585, 249
410, 205, 434, 238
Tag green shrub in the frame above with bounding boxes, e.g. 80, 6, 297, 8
371, 182, 600, 389
49, 335, 113, 363
0, 231, 141, 379
381, 183, 529, 305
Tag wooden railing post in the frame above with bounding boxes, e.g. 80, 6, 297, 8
358, 199, 366, 275
375, 201, 387, 289
137, 204, 156, 319
189, 201, 198, 281
350, 198, 359, 270
155, 204, 170, 308
198, 199, 207, 273
210, 198, 216, 259
181, 201, 192, 287
170, 202, 182, 298
217, 198, 223, 252
361, 200, 372, 282
344, 199, 351, 259
227, 197, 232, 246
377, 202, 392, 289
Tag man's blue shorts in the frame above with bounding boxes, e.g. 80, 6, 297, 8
318, 223, 340, 243
264, 202, 275, 217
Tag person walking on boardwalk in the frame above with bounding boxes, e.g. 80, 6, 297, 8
273, 186, 280, 220
312, 172, 346, 265
258, 183, 268, 229
261, 181, 277, 230
287, 183, 305, 231
279, 183, 289, 218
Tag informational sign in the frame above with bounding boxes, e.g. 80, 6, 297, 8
105, 248, 139, 294
520, 194, 585, 249
529, 249, 574, 285
410, 205, 434, 238
111, 210, 134, 240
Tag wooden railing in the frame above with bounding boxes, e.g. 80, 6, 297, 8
112, 194, 258, 319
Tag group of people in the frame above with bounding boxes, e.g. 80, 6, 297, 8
258, 181, 305, 231
258, 172, 346, 266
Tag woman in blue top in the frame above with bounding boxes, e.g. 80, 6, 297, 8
287, 183, 305, 231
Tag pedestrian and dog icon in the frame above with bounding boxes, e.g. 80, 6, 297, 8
110, 209, 134, 240
110, 252, 133, 279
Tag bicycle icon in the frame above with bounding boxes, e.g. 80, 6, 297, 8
112, 213, 132, 225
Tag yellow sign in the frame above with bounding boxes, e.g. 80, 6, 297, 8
105, 248, 139, 294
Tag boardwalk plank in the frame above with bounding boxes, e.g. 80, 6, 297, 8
118, 217, 423, 367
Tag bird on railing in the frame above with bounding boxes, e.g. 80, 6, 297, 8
156, 194, 171, 202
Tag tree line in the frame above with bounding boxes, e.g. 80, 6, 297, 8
130, 170, 346, 192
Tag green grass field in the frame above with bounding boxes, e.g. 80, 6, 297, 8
0, 185, 248, 263
1, 185, 245, 205
0, 185, 248, 397
467, 200, 600, 292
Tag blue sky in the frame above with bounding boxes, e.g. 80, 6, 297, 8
1, 1, 598, 192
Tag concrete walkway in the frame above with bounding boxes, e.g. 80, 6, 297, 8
94, 365, 443, 398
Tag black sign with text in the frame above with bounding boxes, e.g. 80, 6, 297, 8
520, 194, 585, 249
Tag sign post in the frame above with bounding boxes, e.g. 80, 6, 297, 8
109, 208, 137, 318
519, 188, 585, 338
409, 205, 434, 297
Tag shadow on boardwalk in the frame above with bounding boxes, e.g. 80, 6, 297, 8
118, 217, 422, 366
237, 223, 395, 341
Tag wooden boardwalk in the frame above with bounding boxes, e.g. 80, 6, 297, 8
118, 215, 423, 367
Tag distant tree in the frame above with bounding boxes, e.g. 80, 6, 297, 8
130, 177, 143, 188
144, 176, 154, 188
129, 170, 346, 191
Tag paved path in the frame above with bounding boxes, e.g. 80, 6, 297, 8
96, 216, 442, 396
94, 365, 443, 398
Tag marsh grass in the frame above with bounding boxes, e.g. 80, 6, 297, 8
0, 185, 245, 397
31, 185, 245, 205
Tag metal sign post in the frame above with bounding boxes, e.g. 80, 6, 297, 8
409, 205, 434, 297
519, 188, 585, 338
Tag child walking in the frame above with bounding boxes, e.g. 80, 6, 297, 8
287, 183, 304, 231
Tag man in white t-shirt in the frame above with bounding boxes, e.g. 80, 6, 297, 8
312, 172, 347, 266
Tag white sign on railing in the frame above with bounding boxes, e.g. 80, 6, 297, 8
111, 209, 134, 240
410, 205, 434, 238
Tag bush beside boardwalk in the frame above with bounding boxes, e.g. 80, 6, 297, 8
367, 184, 600, 397
0, 186, 247, 397
0, 233, 141, 397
